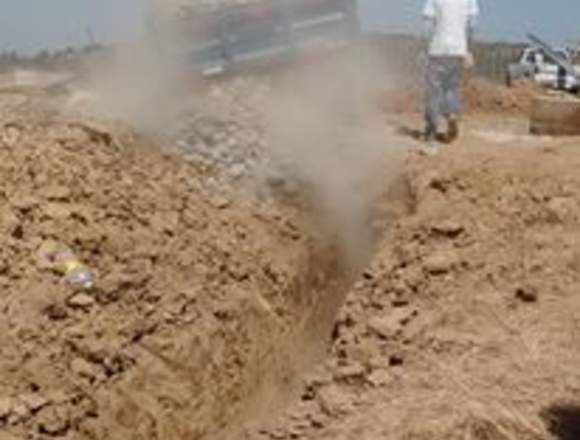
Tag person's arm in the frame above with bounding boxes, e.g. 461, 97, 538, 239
467, 2, 478, 47
422, 0, 436, 54
464, 0, 479, 68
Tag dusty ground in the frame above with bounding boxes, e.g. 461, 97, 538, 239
0, 102, 352, 440
0, 73, 580, 440
242, 120, 580, 440
384, 77, 538, 116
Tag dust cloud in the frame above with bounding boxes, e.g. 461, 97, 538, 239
75, 0, 193, 135
264, 54, 401, 270
76, 1, 401, 269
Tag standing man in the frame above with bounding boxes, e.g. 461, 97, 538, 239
422, 0, 479, 153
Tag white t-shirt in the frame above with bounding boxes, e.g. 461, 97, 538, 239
423, 0, 479, 57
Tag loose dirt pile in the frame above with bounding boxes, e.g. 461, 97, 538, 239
242, 143, 580, 440
385, 77, 537, 116
0, 114, 348, 440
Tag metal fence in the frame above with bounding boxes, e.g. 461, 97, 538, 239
472, 42, 524, 83
365, 34, 525, 84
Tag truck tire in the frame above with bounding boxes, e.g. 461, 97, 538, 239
530, 95, 580, 136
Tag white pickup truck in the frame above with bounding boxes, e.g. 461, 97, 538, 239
507, 46, 580, 92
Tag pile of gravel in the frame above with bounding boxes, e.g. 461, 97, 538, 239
173, 76, 274, 183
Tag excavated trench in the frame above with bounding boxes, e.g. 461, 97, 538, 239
104, 238, 357, 440
0, 110, 409, 440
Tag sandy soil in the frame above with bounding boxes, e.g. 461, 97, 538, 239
0, 75, 580, 440
0, 109, 352, 440
242, 121, 580, 440
384, 77, 538, 116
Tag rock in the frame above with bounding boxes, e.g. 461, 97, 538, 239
43, 203, 73, 220
516, 286, 538, 303
266, 428, 287, 439
36, 239, 61, 269
210, 195, 231, 209
367, 369, 392, 387
423, 251, 459, 275
67, 293, 96, 310
0, 209, 20, 236
304, 368, 333, 389
0, 397, 14, 419
70, 357, 98, 380
230, 163, 246, 179
546, 197, 574, 222
288, 400, 319, 422
431, 220, 464, 237
316, 385, 352, 417
309, 409, 326, 429
8, 401, 30, 424
391, 289, 412, 308
43, 303, 69, 321
346, 339, 381, 365
286, 421, 308, 438
19, 393, 49, 412
41, 185, 72, 201
37, 406, 70, 436
10, 194, 38, 211
367, 308, 417, 339
368, 316, 396, 339
1, 124, 22, 148
333, 363, 366, 381
46, 391, 69, 406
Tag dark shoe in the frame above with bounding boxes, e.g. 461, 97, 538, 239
446, 115, 459, 143
418, 135, 439, 157
423, 129, 437, 143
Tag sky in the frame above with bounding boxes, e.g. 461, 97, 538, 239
362, 0, 580, 45
0, 0, 579, 54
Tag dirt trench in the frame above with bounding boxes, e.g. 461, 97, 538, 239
0, 113, 393, 440
241, 140, 580, 440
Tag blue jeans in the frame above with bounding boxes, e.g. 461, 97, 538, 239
424, 56, 463, 137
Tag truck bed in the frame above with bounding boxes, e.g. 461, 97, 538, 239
158, 0, 359, 76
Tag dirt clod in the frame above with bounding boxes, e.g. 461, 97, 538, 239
70, 358, 98, 381
366, 369, 392, 387
19, 394, 50, 413
423, 250, 460, 275
67, 293, 96, 309
430, 220, 464, 237
37, 406, 70, 436
0, 398, 15, 420
316, 386, 352, 417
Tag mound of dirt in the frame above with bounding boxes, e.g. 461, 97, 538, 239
386, 77, 537, 116
243, 143, 580, 440
0, 116, 346, 440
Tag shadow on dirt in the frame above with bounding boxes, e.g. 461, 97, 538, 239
541, 403, 580, 440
